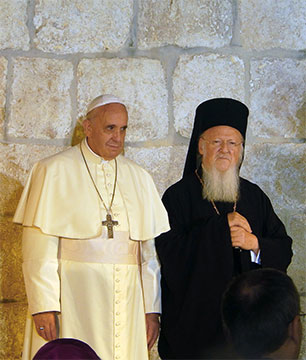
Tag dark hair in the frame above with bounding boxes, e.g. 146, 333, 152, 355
222, 268, 300, 359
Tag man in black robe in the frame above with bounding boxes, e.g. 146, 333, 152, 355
155, 98, 293, 359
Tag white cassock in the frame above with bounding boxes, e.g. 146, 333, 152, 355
14, 139, 170, 360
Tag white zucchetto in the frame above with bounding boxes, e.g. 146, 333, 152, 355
86, 94, 125, 115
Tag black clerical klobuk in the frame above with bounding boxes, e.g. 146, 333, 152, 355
183, 97, 249, 177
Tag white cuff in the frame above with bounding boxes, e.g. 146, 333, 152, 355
141, 239, 161, 313
250, 249, 261, 264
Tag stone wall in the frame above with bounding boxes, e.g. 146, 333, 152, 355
0, 0, 305, 359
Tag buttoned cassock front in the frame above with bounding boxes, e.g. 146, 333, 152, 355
14, 139, 170, 360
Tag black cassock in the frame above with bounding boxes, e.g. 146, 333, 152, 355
155, 171, 293, 359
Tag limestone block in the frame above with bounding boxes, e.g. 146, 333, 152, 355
0, 301, 27, 360
78, 58, 168, 141
0, 216, 25, 301
240, 144, 305, 213
125, 145, 187, 196
8, 58, 73, 139
138, 0, 232, 49
0, 0, 30, 50
239, 0, 306, 50
173, 54, 245, 138
250, 58, 306, 138
33, 0, 133, 54
0, 143, 67, 216
287, 214, 305, 294
0, 57, 7, 138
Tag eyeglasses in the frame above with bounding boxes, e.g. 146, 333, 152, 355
200, 137, 243, 150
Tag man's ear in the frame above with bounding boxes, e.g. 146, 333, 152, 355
198, 137, 205, 156
83, 119, 92, 137
288, 315, 302, 346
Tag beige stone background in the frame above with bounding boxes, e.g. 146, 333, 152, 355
0, 0, 305, 359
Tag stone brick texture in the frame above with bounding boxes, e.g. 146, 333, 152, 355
0, 217, 25, 301
250, 58, 305, 138
33, 0, 133, 53
138, 0, 233, 49
8, 58, 74, 139
239, 0, 306, 50
0, 57, 7, 139
173, 53, 245, 138
0, 0, 30, 51
0, 302, 27, 359
0, 0, 304, 359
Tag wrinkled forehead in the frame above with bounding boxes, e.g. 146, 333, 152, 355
87, 102, 128, 120
201, 125, 243, 140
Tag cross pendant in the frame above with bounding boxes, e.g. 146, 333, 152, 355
102, 214, 118, 238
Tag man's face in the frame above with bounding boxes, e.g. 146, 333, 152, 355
83, 103, 128, 160
198, 125, 243, 172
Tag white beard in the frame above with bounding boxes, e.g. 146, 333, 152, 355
201, 164, 240, 203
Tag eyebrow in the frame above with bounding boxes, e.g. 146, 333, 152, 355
105, 124, 128, 129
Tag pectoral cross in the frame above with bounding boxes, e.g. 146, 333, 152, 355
102, 214, 118, 238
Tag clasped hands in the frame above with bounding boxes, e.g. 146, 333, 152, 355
227, 211, 259, 254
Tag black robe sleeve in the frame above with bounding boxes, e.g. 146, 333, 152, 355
239, 179, 292, 271
253, 187, 292, 271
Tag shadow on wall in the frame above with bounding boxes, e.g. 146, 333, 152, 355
0, 174, 25, 302
0, 174, 27, 358
71, 118, 85, 146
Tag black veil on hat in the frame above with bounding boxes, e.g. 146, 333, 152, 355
183, 98, 249, 177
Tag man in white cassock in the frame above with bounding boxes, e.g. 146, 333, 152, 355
14, 94, 170, 360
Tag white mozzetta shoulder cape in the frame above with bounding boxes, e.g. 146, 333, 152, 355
14, 140, 170, 240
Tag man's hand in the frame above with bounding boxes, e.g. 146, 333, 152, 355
33, 311, 57, 341
227, 212, 252, 233
230, 225, 259, 254
146, 313, 160, 350
227, 212, 259, 254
